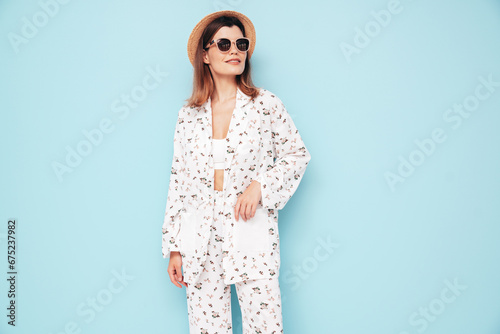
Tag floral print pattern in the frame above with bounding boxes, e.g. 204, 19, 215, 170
162, 86, 311, 286
185, 190, 283, 333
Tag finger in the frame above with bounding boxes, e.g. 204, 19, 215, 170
174, 263, 182, 282
238, 202, 244, 221
245, 204, 253, 220
250, 203, 256, 218
234, 200, 240, 222
240, 205, 245, 221
168, 269, 181, 288
242, 202, 249, 221
176, 273, 187, 288
176, 266, 188, 288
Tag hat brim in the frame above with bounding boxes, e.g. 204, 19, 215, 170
187, 10, 256, 67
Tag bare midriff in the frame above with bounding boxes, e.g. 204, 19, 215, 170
212, 99, 235, 191
214, 168, 224, 191
212, 94, 236, 192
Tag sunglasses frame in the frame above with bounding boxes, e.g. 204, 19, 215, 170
204, 37, 250, 53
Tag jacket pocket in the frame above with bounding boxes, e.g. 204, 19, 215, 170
234, 208, 271, 252
179, 212, 197, 254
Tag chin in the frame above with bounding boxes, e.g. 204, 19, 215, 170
221, 68, 245, 76
212, 65, 245, 77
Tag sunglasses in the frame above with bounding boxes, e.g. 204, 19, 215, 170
204, 37, 250, 53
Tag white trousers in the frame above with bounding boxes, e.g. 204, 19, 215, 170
185, 189, 284, 334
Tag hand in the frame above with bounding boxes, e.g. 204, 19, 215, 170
167, 251, 188, 288
234, 180, 262, 222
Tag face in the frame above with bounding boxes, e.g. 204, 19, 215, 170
202, 25, 247, 78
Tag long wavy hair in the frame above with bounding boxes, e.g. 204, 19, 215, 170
185, 16, 260, 107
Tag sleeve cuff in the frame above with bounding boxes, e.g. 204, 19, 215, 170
254, 174, 269, 208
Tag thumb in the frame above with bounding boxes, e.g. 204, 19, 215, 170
175, 265, 182, 281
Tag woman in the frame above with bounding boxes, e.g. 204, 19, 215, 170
161, 10, 311, 333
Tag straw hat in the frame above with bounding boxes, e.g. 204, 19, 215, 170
187, 10, 256, 67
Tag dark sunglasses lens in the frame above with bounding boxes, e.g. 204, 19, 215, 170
217, 39, 231, 52
236, 39, 249, 51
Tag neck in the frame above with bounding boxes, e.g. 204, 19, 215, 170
211, 75, 238, 104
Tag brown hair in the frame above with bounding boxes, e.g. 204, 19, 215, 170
185, 16, 260, 107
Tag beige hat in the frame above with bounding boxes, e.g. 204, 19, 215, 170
187, 10, 256, 67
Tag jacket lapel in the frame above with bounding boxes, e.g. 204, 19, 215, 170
223, 86, 253, 171
198, 87, 253, 191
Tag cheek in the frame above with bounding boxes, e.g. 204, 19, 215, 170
211, 54, 227, 68
206, 50, 221, 64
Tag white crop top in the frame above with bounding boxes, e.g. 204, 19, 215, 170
212, 138, 226, 169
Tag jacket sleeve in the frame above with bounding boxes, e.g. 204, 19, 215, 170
162, 108, 186, 258
254, 95, 311, 210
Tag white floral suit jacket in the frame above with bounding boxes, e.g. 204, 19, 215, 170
162, 86, 311, 285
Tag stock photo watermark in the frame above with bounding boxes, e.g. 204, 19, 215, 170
51, 64, 168, 183
6, 219, 18, 326
7, 0, 73, 54
385, 73, 499, 192
398, 278, 467, 334
48, 268, 134, 334
282, 235, 340, 291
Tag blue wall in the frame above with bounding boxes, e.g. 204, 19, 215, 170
1, 0, 500, 333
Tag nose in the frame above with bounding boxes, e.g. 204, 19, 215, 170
229, 40, 240, 54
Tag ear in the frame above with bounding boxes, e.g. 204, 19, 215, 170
202, 49, 210, 65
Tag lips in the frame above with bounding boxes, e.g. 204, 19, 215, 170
226, 59, 241, 63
